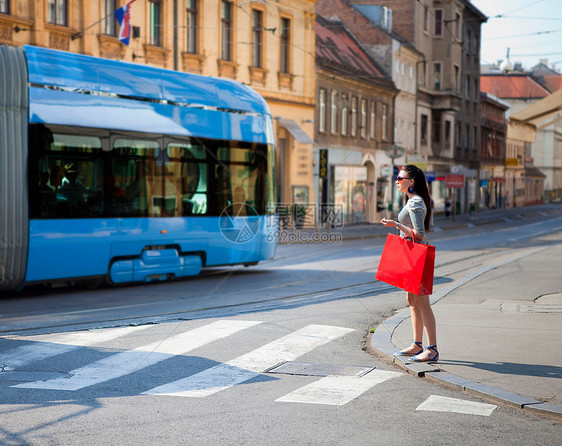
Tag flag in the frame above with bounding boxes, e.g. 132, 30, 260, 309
115, 0, 136, 45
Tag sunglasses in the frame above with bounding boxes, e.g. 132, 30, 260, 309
396, 176, 411, 182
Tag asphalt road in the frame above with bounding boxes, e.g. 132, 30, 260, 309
0, 211, 561, 445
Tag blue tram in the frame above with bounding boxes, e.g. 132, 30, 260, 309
0, 45, 277, 291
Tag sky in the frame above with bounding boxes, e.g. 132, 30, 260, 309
471, 0, 562, 71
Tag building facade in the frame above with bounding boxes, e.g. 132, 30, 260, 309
348, 0, 486, 215
479, 92, 508, 209
315, 14, 396, 224
481, 73, 551, 207
316, 0, 423, 218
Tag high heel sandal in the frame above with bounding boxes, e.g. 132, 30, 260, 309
409, 344, 439, 362
394, 341, 423, 356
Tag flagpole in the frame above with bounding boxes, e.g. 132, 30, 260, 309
71, 0, 138, 41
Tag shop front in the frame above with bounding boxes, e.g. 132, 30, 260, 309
333, 165, 369, 224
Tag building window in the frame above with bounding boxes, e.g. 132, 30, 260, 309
221, 0, 233, 61
381, 104, 388, 141
465, 75, 470, 99
319, 89, 326, 133
433, 62, 441, 91
47, 0, 67, 26
420, 114, 428, 145
103, 0, 116, 36
445, 120, 451, 147
423, 6, 428, 33
370, 102, 376, 140
465, 124, 470, 148
360, 99, 367, 138
454, 65, 460, 92
351, 97, 357, 137
0, 0, 8, 14
186, 0, 198, 54
433, 118, 441, 144
252, 9, 263, 68
434, 9, 442, 36
280, 18, 291, 73
149, 0, 161, 47
409, 66, 414, 91
330, 91, 338, 134
454, 12, 461, 40
474, 79, 478, 102
473, 126, 478, 149
341, 96, 348, 136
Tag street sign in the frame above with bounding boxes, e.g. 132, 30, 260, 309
319, 149, 328, 179
446, 174, 465, 188
384, 145, 405, 159
425, 171, 436, 181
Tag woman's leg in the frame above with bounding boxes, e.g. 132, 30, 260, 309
416, 294, 437, 346
395, 292, 425, 355
411, 294, 438, 361
407, 292, 424, 342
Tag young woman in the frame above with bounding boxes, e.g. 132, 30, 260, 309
380, 165, 438, 362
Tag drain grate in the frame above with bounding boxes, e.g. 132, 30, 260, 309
265, 361, 375, 377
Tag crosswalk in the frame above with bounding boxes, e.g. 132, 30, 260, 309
0, 320, 496, 414
1, 320, 397, 405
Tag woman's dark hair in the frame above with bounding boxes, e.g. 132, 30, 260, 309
402, 164, 432, 231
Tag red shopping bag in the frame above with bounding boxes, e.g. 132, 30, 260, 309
375, 234, 435, 295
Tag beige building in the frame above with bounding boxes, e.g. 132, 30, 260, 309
0, 0, 317, 206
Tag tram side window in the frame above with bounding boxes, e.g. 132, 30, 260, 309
170, 142, 208, 215
29, 127, 103, 219
114, 138, 208, 217
215, 144, 267, 216
114, 138, 168, 217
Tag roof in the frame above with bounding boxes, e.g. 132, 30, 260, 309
315, 14, 394, 88
510, 88, 562, 128
350, 3, 421, 56
542, 76, 562, 93
481, 74, 551, 100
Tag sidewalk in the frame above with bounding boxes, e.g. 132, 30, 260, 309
367, 202, 562, 420
279, 202, 562, 244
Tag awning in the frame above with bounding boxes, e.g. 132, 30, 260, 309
278, 118, 313, 144
525, 166, 546, 178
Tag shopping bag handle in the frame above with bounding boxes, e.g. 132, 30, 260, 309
411, 229, 431, 245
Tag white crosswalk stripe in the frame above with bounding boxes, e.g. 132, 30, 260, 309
275, 369, 402, 406
0, 325, 151, 372
142, 324, 355, 398
416, 395, 497, 416
13, 320, 261, 391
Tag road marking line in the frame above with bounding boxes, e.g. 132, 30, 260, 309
12, 320, 261, 391
275, 369, 402, 406
143, 324, 355, 397
416, 395, 497, 416
0, 325, 151, 372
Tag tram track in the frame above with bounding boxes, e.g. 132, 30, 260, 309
2, 224, 559, 336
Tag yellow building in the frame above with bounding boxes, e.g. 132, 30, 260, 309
0, 0, 316, 206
